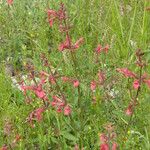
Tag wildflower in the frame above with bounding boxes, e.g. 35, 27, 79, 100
125, 104, 133, 116
133, 80, 140, 89
0, 145, 8, 150
7, 0, 13, 5
56, 107, 62, 113
73, 37, 84, 49
59, 35, 71, 51
73, 80, 80, 88
62, 76, 70, 82
104, 123, 114, 133
47, 9, 57, 27
40, 71, 49, 84
57, 3, 66, 21
112, 143, 118, 150
34, 107, 45, 122
96, 44, 103, 54
100, 133, 108, 143
11, 134, 21, 148
20, 85, 34, 95
103, 44, 109, 53
52, 96, 65, 107
3, 119, 12, 136
49, 75, 56, 84
116, 68, 136, 78
90, 81, 97, 91
34, 88, 46, 99
100, 143, 109, 150
99, 130, 118, 150
74, 144, 79, 150
27, 107, 45, 127
64, 104, 71, 116
33, 84, 48, 100
98, 71, 105, 84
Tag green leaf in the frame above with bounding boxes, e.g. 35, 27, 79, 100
61, 131, 78, 142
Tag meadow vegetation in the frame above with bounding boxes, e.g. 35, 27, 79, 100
0, 0, 150, 149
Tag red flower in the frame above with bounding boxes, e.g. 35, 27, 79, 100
103, 44, 109, 53
11, 134, 21, 147
125, 104, 133, 116
35, 90, 46, 99
90, 81, 97, 91
59, 35, 71, 51
73, 80, 80, 88
27, 107, 45, 127
96, 44, 103, 54
49, 75, 56, 84
34, 107, 45, 122
98, 71, 105, 84
116, 68, 136, 78
0, 145, 8, 150
15, 134, 21, 142
51, 95, 65, 112
133, 80, 140, 89
100, 143, 109, 150
47, 9, 57, 27
73, 37, 84, 49
7, 0, 13, 5
62, 76, 70, 82
56, 107, 62, 113
64, 105, 71, 116
100, 133, 108, 143
112, 143, 118, 150
20, 85, 34, 95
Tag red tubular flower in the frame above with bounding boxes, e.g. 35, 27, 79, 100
49, 75, 56, 84
7, 0, 13, 5
73, 37, 84, 49
133, 80, 140, 89
35, 90, 46, 99
56, 107, 62, 113
47, 9, 57, 27
34, 107, 45, 122
125, 104, 133, 116
11, 134, 21, 147
27, 107, 45, 127
103, 44, 109, 53
100, 133, 108, 143
90, 81, 97, 91
116, 68, 136, 78
100, 143, 109, 150
20, 85, 34, 95
96, 44, 103, 54
51, 96, 65, 108
73, 80, 80, 88
98, 71, 105, 85
0, 145, 8, 150
62, 76, 70, 82
58, 35, 71, 51
64, 104, 71, 116
112, 143, 118, 150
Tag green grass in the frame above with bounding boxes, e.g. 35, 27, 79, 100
0, 0, 150, 149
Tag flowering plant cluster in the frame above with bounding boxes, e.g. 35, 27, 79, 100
117, 49, 149, 116
1, 2, 150, 150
